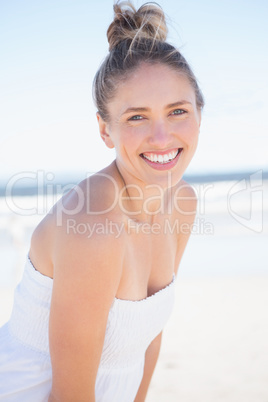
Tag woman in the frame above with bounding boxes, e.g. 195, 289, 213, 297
0, 1, 204, 401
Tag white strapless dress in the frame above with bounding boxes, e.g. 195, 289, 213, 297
0, 254, 175, 402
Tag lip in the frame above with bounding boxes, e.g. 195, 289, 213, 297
140, 148, 183, 171
142, 147, 179, 156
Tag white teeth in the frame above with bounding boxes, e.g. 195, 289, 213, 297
163, 154, 169, 162
142, 149, 181, 164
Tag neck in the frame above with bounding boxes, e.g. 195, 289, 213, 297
113, 160, 173, 222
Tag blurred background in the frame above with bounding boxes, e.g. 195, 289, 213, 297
0, 1, 267, 401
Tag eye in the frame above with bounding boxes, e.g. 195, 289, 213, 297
171, 109, 186, 116
128, 115, 144, 121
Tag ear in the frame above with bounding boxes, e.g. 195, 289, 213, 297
96, 112, 115, 149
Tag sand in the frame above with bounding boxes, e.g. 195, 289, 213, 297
146, 275, 268, 402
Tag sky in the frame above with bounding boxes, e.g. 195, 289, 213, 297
0, 0, 268, 182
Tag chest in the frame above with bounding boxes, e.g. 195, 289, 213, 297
116, 216, 177, 300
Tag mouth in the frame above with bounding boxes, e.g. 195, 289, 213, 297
140, 148, 183, 164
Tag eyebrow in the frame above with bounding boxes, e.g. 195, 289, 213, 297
121, 101, 192, 116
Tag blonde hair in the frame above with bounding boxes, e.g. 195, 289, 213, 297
93, 1, 204, 121
107, 1, 167, 51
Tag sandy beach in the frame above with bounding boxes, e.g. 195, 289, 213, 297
147, 275, 268, 402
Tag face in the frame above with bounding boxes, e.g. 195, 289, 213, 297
97, 62, 201, 188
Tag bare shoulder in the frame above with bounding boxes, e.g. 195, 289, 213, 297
172, 178, 198, 217
51, 172, 125, 285
29, 163, 124, 281
52, 205, 125, 286
171, 180, 198, 274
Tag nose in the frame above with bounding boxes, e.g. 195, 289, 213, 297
148, 119, 172, 149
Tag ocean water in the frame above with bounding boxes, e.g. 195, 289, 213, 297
0, 179, 267, 289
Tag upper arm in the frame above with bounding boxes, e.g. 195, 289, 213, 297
174, 181, 198, 272
49, 215, 123, 401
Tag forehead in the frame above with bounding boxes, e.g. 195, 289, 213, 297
110, 62, 196, 112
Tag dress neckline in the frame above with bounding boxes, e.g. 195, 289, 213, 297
26, 254, 176, 304
114, 274, 176, 304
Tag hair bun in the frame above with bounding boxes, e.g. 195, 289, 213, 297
107, 1, 168, 51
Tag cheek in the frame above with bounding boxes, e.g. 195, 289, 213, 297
177, 120, 200, 144
119, 126, 146, 150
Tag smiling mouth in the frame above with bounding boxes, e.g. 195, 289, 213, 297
140, 148, 183, 164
